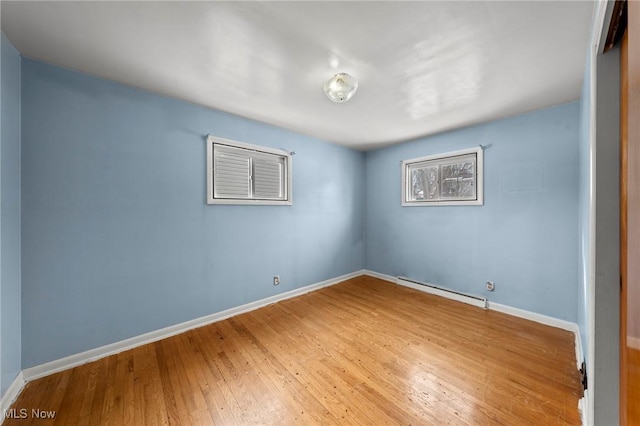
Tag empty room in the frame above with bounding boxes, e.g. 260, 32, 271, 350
0, 1, 637, 425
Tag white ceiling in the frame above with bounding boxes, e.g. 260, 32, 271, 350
2, 1, 594, 150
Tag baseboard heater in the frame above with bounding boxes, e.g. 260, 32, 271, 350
396, 276, 488, 309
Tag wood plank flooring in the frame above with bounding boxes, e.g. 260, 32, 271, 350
628, 347, 640, 424
5, 276, 582, 425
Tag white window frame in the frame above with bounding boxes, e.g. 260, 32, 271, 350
207, 135, 292, 205
402, 146, 483, 206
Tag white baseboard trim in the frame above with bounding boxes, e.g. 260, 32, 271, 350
0, 372, 25, 425
579, 389, 589, 426
363, 270, 396, 283
23, 270, 364, 382
628, 336, 640, 350
574, 326, 584, 370
575, 329, 587, 426
487, 301, 578, 333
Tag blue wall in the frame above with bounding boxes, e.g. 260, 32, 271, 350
365, 103, 580, 321
1, 33, 22, 394
20, 59, 365, 368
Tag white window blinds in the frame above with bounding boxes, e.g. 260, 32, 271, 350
253, 156, 285, 199
213, 145, 251, 199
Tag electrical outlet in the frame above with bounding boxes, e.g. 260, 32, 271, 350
273, 275, 280, 286
486, 281, 495, 291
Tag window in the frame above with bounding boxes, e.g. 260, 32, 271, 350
402, 147, 483, 206
207, 135, 292, 205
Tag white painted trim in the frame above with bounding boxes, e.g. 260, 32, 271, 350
0, 372, 25, 425
574, 328, 587, 425
566, 322, 587, 426
586, 2, 609, 424
362, 270, 396, 283
22, 270, 364, 381
397, 276, 487, 309
574, 326, 584, 371
628, 336, 640, 350
579, 389, 589, 426
573, 325, 585, 426
596, 0, 615, 54
488, 302, 578, 333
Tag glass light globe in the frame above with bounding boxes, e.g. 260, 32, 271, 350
323, 73, 358, 103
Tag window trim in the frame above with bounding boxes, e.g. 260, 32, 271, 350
206, 135, 292, 205
401, 146, 484, 206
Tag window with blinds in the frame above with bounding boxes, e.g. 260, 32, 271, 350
207, 135, 292, 205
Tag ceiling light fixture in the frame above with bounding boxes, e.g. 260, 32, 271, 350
323, 72, 358, 103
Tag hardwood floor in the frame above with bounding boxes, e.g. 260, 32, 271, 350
628, 347, 640, 424
6, 276, 582, 425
